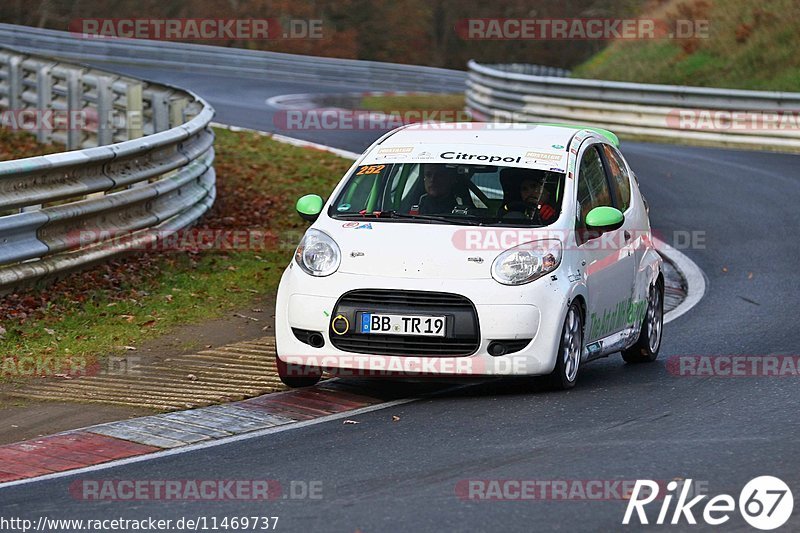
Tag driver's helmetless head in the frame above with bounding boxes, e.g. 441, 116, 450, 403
422, 163, 438, 180
520, 177, 545, 204
423, 164, 455, 197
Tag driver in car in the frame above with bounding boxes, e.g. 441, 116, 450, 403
520, 176, 557, 222
417, 164, 466, 215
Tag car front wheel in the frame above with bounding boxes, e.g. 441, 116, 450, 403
547, 302, 583, 390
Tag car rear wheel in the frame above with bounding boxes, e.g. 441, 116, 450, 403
547, 302, 583, 390
622, 280, 663, 363
277, 356, 322, 388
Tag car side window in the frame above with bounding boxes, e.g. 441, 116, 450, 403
601, 145, 632, 212
576, 145, 613, 227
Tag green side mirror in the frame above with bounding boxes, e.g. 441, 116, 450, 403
585, 206, 624, 232
296, 194, 323, 223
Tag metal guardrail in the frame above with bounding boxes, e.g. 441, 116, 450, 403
476, 63, 571, 78
0, 24, 466, 92
0, 46, 215, 291
467, 60, 800, 150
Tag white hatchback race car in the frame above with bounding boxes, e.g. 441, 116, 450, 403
275, 123, 664, 389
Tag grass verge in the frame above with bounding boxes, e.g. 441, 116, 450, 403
0, 127, 352, 381
573, 0, 800, 91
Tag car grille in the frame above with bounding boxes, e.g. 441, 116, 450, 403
330, 289, 480, 356
336, 289, 475, 308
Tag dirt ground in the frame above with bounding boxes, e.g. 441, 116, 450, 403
0, 293, 277, 445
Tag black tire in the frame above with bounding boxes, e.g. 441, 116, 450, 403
547, 302, 583, 390
277, 356, 322, 388
622, 280, 664, 363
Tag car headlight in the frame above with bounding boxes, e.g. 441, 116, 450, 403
491, 239, 562, 285
295, 229, 341, 277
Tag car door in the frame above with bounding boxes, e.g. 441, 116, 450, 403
599, 144, 643, 304
575, 142, 636, 345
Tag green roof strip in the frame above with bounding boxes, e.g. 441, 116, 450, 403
534, 122, 620, 147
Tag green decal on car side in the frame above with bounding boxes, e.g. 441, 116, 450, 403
589, 298, 647, 339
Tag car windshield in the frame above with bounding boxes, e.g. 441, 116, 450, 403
330, 162, 566, 226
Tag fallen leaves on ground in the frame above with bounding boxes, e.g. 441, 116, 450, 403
0, 128, 59, 161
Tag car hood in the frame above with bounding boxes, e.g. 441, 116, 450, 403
316, 219, 501, 280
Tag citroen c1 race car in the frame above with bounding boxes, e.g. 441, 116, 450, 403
275, 123, 664, 389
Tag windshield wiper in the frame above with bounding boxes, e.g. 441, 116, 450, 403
336, 210, 482, 226
382, 210, 484, 226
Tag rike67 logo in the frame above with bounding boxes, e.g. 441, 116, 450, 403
623, 476, 793, 529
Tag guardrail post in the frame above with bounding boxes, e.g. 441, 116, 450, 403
126, 82, 144, 140
7, 55, 22, 111
170, 96, 188, 128
151, 89, 171, 132
125, 83, 149, 189
95, 76, 114, 146
36, 63, 53, 144
66, 69, 82, 150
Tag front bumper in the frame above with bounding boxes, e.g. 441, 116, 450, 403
275, 264, 571, 376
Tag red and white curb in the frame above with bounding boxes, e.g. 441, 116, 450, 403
0, 433, 158, 483
0, 383, 397, 486
655, 238, 707, 324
